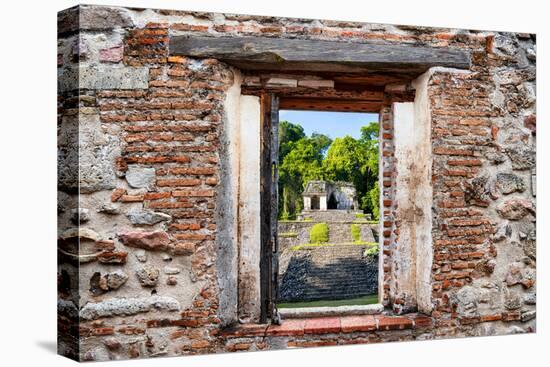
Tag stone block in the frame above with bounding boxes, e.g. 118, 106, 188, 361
497, 199, 535, 220
78, 114, 120, 193
505, 144, 536, 170
521, 310, 536, 322
79, 5, 134, 30
496, 172, 526, 194
127, 208, 172, 225
59, 66, 149, 92
79, 296, 180, 320
118, 230, 170, 251
99, 45, 124, 63
135, 265, 160, 287
125, 165, 156, 189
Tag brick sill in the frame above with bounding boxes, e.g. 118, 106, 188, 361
221, 312, 433, 338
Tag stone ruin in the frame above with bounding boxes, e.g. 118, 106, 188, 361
277, 221, 379, 303
282, 180, 378, 303
302, 180, 359, 211
300, 180, 364, 221
57, 4, 536, 362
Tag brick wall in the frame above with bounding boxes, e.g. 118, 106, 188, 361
58, 4, 536, 362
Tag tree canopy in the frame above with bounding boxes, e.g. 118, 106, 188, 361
278, 120, 379, 220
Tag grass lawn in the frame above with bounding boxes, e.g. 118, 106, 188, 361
277, 294, 378, 309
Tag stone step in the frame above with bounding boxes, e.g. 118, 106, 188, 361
278, 244, 378, 302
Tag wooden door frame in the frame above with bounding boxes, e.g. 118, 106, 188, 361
259, 93, 280, 324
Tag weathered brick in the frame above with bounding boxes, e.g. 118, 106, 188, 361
157, 178, 201, 187
172, 190, 214, 197
341, 315, 376, 332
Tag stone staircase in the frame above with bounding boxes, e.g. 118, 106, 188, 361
278, 244, 378, 302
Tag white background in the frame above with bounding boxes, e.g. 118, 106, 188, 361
0, 0, 547, 365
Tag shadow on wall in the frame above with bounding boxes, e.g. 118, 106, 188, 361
279, 251, 378, 302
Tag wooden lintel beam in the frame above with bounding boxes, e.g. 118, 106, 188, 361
241, 86, 384, 101
170, 36, 471, 74
279, 98, 382, 113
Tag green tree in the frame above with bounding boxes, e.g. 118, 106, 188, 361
310, 132, 332, 155
358, 122, 380, 219
278, 121, 331, 219
321, 122, 379, 219
363, 181, 380, 221
279, 120, 305, 159
277, 119, 379, 221
323, 136, 368, 186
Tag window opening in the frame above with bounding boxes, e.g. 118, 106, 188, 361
275, 109, 380, 309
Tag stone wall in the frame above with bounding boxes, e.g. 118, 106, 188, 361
299, 209, 364, 221
58, 4, 536, 362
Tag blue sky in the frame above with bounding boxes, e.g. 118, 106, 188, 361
279, 110, 378, 139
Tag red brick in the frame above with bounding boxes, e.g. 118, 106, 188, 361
191, 340, 211, 349
460, 317, 481, 325
91, 327, 114, 336
111, 188, 126, 202
227, 343, 252, 351
170, 223, 201, 231
171, 242, 195, 255
168, 167, 216, 175
95, 240, 115, 252
174, 233, 209, 241
97, 251, 128, 264
170, 319, 200, 327
376, 316, 413, 330
409, 314, 433, 328
304, 317, 341, 334
144, 192, 170, 200
120, 194, 145, 202
117, 326, 145, 335
341, 315, 376, 332
157, 178, 201, 187
433, 147, 474, 156
267, 319, 306, 336
171, 24, 210, 32
167, 55, 187, 64
481, 314, 502, 322
181, 310, 210, 318
172, 189, 214, 197
260, 26, 283, 34
220, 323, 268, 337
